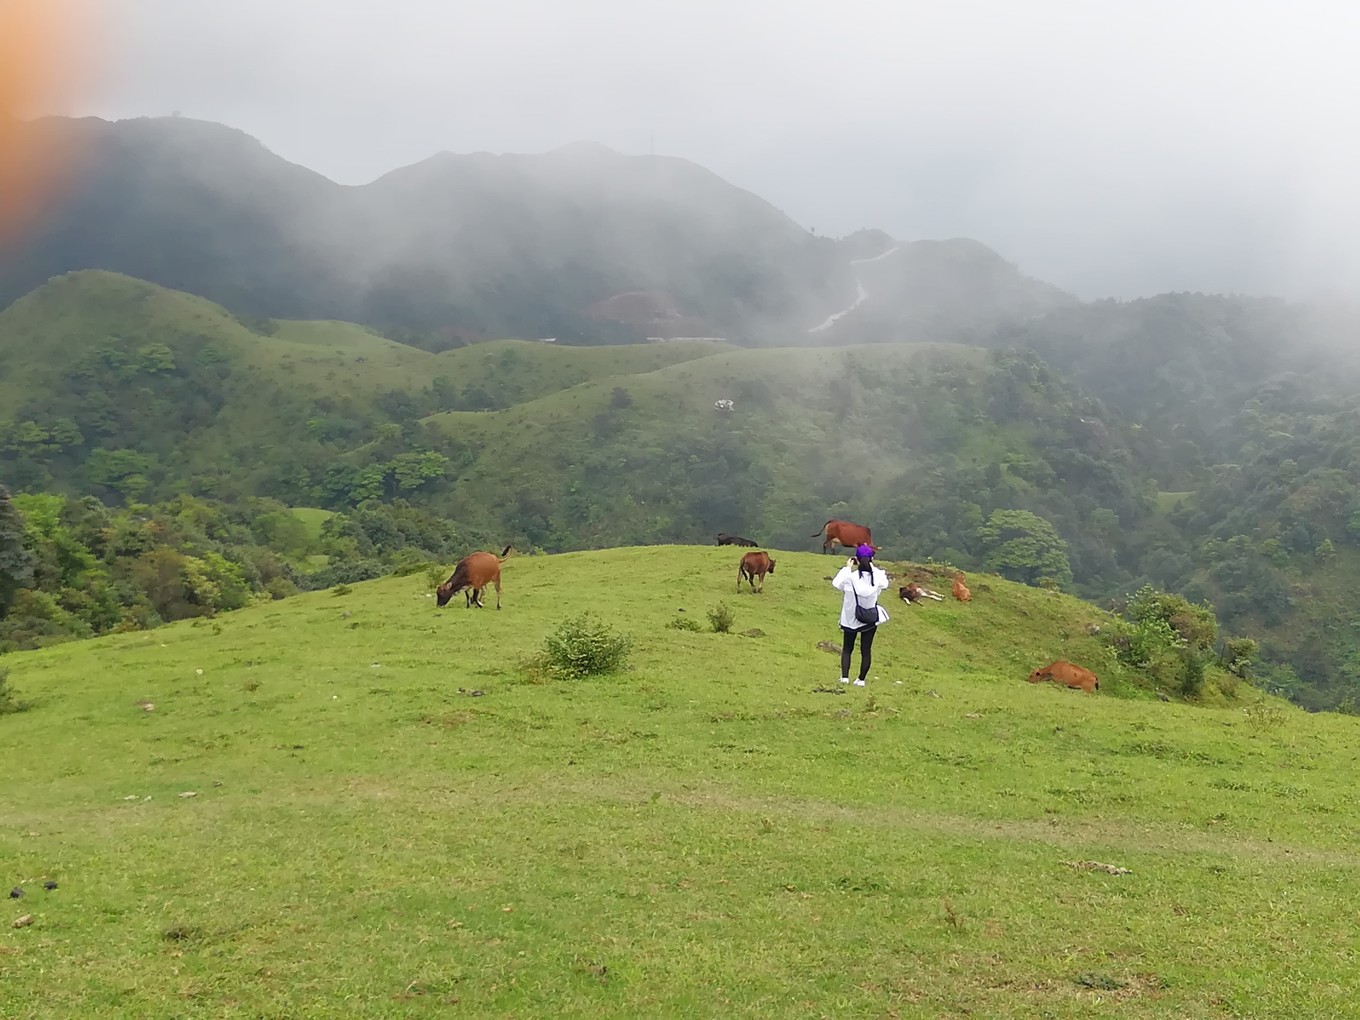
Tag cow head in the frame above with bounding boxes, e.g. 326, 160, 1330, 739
436, 577, 467, 607
767, 558, 776, 574
1026, 668, 1049, 684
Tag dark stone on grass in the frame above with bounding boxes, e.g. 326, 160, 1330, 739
8, 888, 21, 899
42, 881, 57, 891
742, 628, 765, 638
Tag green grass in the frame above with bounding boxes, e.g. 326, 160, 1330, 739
287, 507, 335, 545
4, 546, 1351, 1017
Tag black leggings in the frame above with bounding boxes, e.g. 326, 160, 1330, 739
841, 624, 877, 681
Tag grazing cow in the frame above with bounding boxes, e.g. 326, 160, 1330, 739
436, 545, 513, 610
952, 573, 972, 602
737, 551, 776, 593
810, 519, 872, 554
716, 532, 759, 547
900, 582, 945, 603
1028, 660, 1100, 693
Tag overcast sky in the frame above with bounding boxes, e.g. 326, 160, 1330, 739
49, 0, 1360, 299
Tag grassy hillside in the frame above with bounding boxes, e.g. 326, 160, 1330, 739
0, 272, 728, 499
3, 546, 1349, 1018
0, 271, 728, 410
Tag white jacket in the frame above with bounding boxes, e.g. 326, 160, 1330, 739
831, 563, 890, 630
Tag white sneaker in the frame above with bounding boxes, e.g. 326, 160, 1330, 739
853, 679, 866, 687
840, 677, 850, 684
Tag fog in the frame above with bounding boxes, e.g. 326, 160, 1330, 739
37, 0, 1360, 300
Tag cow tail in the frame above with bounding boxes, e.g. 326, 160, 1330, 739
498, 544, 514, 560
809, 519, 834, 538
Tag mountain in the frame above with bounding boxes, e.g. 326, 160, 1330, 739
808, 238, 1077, 345
10, 118, 1360, 709
0, 115, 1079, 346
0, 116, 857, 342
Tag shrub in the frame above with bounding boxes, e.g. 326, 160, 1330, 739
1128, 585, 1217, 651
1179, 648, 1207, 698
1242, 700, 1288, 735
666, 616, 701, 632
265, 576, 300, 601
541, 613, 632, 679
1219, 636, 1258, 678
707, 603, 736, 634
0, 667, 30, 714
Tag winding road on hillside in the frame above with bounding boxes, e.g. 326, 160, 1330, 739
807, 244, 902, 333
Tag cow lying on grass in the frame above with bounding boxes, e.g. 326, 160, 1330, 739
716, 532, 759, 547
1027, 660, 1099, 693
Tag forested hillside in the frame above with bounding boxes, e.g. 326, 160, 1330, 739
6, 116, 1360, 710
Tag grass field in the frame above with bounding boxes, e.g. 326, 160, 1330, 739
2, 546, 1353, 1018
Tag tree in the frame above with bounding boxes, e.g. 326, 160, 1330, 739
0, 485, 34, 614
978, 509, 1073, 588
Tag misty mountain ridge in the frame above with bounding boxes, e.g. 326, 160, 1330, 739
2, 114, 1071, 346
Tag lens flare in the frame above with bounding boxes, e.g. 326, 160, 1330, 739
0, 0, 91, 248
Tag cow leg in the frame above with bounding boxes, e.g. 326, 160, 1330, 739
494, 577, 502, 610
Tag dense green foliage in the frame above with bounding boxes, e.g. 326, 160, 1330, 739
0, 491, 493, 653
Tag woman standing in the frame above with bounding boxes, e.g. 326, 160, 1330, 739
831, 543, 890, 686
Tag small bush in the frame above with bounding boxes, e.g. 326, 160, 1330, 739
331, 584, 353, 597
1242, 700, 1288, 735
707, 603, 736, 634
265, 577, 299, 601
541, 613, 632, 679
0, 668, 30, 715
1179, 648, 1207, 698
1219, 636, 1258, 678
666, 616, 701, 632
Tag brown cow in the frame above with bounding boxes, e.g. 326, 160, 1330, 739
737, 550, 776, 592
716, 532, 759, 547
1028, 660, 1099, 693
436, 545, 513, 609
810, 519, 872, 554
952, 573, 972, 602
